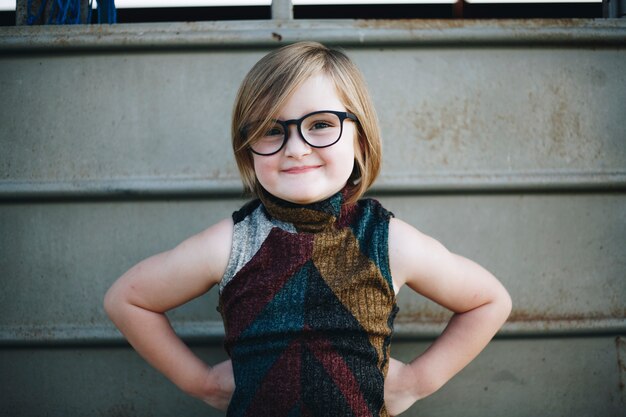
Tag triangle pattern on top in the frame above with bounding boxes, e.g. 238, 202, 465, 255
219, 192, 396, 417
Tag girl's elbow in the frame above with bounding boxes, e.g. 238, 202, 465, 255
103, 280, 129, 321
103, 285, 119, 319
496, 286, 513, 321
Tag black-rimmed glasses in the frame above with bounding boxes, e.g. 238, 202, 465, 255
245, 110, 358, 156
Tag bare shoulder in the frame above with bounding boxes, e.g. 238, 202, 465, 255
181, 217, 234, 286
194, 217, 234, 248
388, 217, 451, 292
147, 217, 234, 292
389, 217, 432, 244
389, 218, 447, 261
105, 217, 234, 314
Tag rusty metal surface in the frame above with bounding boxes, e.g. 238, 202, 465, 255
1, 193, 623, 344
0, 19, 624, 417
384, 194, 626, 329
1, 44, 625, 198
0, 50, 257, 186
0, 199, 239, 330
359, 47, 626, 189
1, 19, 626, 52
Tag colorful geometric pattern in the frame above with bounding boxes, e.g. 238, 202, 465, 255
218, 189, 399, 417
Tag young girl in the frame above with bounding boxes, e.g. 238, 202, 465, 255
104, 41, 512, 416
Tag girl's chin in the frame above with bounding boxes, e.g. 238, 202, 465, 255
278, 194, 324, 205
273, 188, 337, 205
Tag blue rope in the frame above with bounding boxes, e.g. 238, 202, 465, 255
86, 0, 93, 23
46, 0, 56, 24
27, 0, 116, 25
26, 0, 47, 25
59, 0, 70, 24
97, 0, 117, 24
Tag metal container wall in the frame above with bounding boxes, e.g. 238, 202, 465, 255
1, 19, 625, 417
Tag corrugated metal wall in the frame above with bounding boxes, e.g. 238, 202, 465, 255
1, 18, 625, 417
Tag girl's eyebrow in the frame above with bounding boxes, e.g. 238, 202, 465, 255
276, 108, 347, 121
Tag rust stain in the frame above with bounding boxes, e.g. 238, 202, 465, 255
395, 306, 453, 324
352, 18, 587, 31
396, 307, 626, 325
507, 308, 626, 323
547, 84, 583, 159
411, 97, 476, 165
413, 109, 440, 142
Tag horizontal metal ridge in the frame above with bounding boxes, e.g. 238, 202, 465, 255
2, 318, 624, 346
1, 171, 624, 201
1, 19, 626, 52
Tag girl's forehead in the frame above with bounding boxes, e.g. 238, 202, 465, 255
275, 74, 346, 119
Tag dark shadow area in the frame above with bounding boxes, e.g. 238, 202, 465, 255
1, 3, 603, 26
462, 3, 602, 18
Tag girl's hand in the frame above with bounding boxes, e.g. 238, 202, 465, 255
200, 359, 235, 411
384, 358, 419, 416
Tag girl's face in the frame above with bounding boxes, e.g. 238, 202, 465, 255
252, 73, 358, 205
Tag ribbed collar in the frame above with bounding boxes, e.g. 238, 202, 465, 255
259, 187, 349, 233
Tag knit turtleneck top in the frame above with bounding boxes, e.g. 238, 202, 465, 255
218, 188, 399, 417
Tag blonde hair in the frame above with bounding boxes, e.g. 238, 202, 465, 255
231, 41, 382, 205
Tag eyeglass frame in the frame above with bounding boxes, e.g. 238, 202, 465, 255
245, 110, 359, 156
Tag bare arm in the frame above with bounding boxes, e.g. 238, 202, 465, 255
103, 218, 234, 410
384, 218, 512, 415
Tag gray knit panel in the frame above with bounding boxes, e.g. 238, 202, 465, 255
219, 205, 296, 294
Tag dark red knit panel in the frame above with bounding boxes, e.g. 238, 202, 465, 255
220, 227, 314, 344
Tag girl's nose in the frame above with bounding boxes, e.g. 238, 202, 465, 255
283, 126, 312, 159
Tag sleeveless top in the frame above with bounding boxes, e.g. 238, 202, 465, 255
217, 188, 399, 417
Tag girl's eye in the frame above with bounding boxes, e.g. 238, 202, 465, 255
264, 126, 284, 137
310, 121, 332, 130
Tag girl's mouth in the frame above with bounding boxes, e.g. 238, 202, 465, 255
282, 165, 322, 174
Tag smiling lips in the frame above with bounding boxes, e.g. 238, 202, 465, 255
282, 165, 322, 174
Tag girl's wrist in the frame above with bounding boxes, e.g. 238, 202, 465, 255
176, 364, 212, 399
197, 360, 235, 411
407, 356, 445, 400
